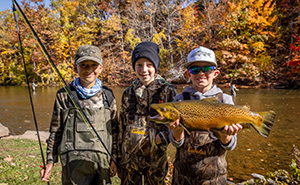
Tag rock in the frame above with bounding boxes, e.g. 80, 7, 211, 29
267, 179, 276, 185
3, 130, 49, 142
251, 173, 266, 181
0, 123, 9, 138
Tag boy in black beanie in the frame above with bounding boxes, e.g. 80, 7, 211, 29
113, 41, 177, 184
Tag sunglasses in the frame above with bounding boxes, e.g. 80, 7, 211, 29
188, 66, 216, 75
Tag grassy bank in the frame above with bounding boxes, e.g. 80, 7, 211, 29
0, 139, 121, 185
1, 139, 299, 185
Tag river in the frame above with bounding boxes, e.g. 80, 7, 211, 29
0, 85, 299, 183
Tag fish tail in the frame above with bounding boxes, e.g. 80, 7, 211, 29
252, 111, 276, 138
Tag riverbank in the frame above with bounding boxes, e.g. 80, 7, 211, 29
0, 123, 121, 185
2, 123, 299, 184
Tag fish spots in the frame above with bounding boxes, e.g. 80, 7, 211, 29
150, 100, 275, 137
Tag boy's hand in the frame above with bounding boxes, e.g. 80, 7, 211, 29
40, 163, 53, 182
218, 124, 243, 145
110, 159, 118, 177
167, 119, 184, 142
167, 119, 181, 131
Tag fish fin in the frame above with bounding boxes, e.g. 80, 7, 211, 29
241, 123, 251, 131
242, 105, 251, 110
252, 111, 276, 138
179, 123, 190, 135
209, 128, 223, 139
201, 97, 221, 103
210, 130, 221, 139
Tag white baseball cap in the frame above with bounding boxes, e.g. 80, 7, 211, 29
183, 46, 217, 68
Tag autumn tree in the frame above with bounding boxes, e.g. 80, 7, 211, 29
218, 0, 277, 85
1, 0, 300, 87
155, 0, 182, 66
175, 4, 202, 61
0, 9, 19, 85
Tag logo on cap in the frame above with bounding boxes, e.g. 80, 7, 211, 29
191, 50, 212, 59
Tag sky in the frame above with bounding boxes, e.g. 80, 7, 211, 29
1, 0, 51, 12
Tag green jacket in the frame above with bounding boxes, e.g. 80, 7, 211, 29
46, 83, 118, 165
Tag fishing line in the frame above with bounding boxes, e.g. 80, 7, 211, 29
12, 2, 49, 185
12, 0, 118, 171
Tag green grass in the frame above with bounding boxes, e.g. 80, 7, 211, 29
0, 139, 121, 185
2, 139, 298, 185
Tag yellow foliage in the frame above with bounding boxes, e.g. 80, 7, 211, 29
227, 0, 277, 35
220, 0, 277, 71
176, 5, 203, 52
251, 41, 265, 53
152, 30, 167, 44
124, 29, 141, 49
254, 53, 273, 70
103, 14, 122, 34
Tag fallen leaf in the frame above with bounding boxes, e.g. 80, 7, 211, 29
4, 155, 13, 162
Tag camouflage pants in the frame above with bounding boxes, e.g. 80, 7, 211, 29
172, 167, 227, 185
119, 166, 166, 185
119, 154, 168, 185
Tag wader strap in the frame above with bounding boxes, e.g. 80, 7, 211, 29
183, 92, 223, 102
128, 87, 164, 120
182, 92, 190, 100
68, 86, 79, 107
128, 91, 137, 121
216, 93, 223, 103
102, 86, 114, 109
149, 87, 163, 117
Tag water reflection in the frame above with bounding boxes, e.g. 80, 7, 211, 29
0, 86, 299, 183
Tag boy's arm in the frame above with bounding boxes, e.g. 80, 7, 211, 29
46, 93, 65, 164
110, 98, 119, 161
110, 98, 119, 177
218, 124, 243, 151
116, 91, 129, 163
168, 119, 185, 148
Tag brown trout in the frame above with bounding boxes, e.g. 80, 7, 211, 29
149, 98, 276, 138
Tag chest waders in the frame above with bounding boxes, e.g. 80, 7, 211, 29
58, 86, 114, 166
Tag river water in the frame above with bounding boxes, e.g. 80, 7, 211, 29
0, 86, 299, 183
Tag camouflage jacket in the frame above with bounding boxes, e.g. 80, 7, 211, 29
116, 75, 177, 166
46, 83, 118, 163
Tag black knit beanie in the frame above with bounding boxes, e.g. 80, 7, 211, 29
131, 41, 160, 71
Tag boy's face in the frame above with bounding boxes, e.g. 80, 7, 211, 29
134, 58, 156, 86
186, 61, 219, 93
74, 60, 103, 88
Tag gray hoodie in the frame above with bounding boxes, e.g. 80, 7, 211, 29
169, 85, 237, 151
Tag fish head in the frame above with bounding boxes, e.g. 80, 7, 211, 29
148, 102, 180, 124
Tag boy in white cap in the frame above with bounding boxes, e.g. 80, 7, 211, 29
40, 45, 118, 185
168, 46, 243, 185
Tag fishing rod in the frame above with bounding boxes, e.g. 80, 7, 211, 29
12, 0, 118, 169
12, 2, 50, 185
